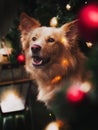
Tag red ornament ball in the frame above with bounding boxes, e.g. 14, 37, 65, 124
17, 54, 25, 63
78, 3, 98, 42
66, 84, 85, 103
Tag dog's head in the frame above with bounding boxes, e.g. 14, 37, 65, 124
19, 13, 86, 82
19, 13, 79, 64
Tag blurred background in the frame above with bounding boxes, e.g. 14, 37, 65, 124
0, 0, 98, 130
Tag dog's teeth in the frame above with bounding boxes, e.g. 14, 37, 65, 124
32, 59, 42, 65
32, 56, 50, 66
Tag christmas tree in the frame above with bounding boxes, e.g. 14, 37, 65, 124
0, 0, 98, 130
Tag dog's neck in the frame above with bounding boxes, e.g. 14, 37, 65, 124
33, 66, 68, 87
37, 75, 66, 105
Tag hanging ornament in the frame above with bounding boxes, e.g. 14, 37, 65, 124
66, 83, 85, 103
17, 54, 25, 64
78, 3, 98, 42
50, 17, 58, 27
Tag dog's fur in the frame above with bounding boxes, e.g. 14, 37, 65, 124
19, 13, 87, 106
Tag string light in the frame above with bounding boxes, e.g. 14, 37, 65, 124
45, 120, 64, 130
50, 17, 58, 27
46, 122, 59, 130
61, 59, 69, 67
66, 4, 71, 11
85, 1, 88, 4
51, 76, 62, 84
60, 37, 67, 44
49, 113, 52, 117
86, 42, 93, 48
80, 81, 92, 93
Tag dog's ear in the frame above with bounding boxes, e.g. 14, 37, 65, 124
19, 13, 41, 33
61, 20, 79, 44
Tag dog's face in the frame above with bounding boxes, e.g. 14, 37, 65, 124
19, 13, 84, 83
19, 14, 78, 64
25, 27, 65, 67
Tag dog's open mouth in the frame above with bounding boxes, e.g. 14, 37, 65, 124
32, 56, 50, 67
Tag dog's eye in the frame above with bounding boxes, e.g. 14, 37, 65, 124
32, 37, 37, 41
47, 38, 55, 42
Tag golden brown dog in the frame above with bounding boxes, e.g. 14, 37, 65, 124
19, 13, 87, 106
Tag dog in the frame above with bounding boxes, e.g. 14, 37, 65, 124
19, 13, 88, 106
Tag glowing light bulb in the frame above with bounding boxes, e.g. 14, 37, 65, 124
60, 37, 67, 44
50, 17, 58, 27
51, 76, 61, 84
61, 59, 69, 67
86, 42, 93, 48
85, 1, 88, 4
46, 122, 59, 130
66, 4, 71, 11
80, 81, 92, 93
1, 91, 25, 113
45, 120, 64, 130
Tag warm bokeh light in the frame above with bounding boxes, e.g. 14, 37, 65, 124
61, 59, 69, 67
50, 17, 58, 27
86, 42, 93, 48
1, 91, 24, 113
60, 37, 68, 45
80, 81, 92, 93
45, 120, 64, 130
45, 122, 59, 130
49, 113, 52, 117
66, 4, 71, 11
51, 76, 62, 84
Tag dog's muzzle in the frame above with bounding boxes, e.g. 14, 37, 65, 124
31, 44, 50, 67
32, 56, 50, 67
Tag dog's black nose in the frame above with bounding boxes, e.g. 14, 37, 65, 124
31, 44, 41, 54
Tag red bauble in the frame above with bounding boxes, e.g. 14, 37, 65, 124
78, 3, 98, 42
17, 54, 25, 64
66, 84, 85, 103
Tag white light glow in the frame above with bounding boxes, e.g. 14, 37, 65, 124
80, 82, 91, 93
45, 120, 64, 130
45, 122, 59, 130
66, 4, 71, 11
50, 17, 58, 27
86, 42, 93, 48
85, 1, 88, 4
1, 92, 25, 113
